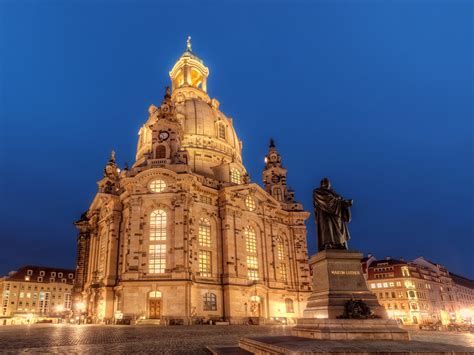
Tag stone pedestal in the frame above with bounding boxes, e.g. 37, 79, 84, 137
293, 249, 409, 341
303, 249, 386, 319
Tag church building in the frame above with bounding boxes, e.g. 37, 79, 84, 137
73, 39, 312, 324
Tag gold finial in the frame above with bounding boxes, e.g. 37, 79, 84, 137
186, 36, 192, 51
110, 150, 116, 162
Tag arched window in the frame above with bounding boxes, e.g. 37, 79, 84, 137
150, 210, 166, 241
156, 145, 166, 159
274, 188, 283, 201
203, 292, 217, 311
198, 218, 211, 247
285, 298, 294, 313
230, 168, 241, 184
149, 291, 162, 298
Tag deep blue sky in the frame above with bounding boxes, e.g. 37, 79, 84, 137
1, 1, 472, 278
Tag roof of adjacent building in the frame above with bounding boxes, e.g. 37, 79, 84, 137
369, 259, 407, 267
450, 272, 474, 289
2, 265, 75, 285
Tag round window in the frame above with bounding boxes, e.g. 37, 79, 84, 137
149, 179, 166, 193
245, 196, 256, 211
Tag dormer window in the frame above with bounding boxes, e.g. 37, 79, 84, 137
39, 271, 45, 276
58, 272, 63, 278
218, 123, 226, 140
230, 168, 241, 184
27, 270, 33, 276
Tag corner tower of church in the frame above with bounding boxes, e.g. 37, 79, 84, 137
74, 39, 311, 325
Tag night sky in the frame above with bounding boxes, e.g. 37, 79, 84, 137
1, 1, 472, 278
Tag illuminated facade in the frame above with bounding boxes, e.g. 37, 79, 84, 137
0, 266, 74, 325
363, 256, 474, 325
74, 39, 311, 325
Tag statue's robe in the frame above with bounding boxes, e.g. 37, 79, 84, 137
313, 187, 351, 251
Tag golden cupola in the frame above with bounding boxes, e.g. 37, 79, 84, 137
169, 37, 209, 101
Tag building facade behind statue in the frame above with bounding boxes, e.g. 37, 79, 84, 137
74, 41, 311, 324
363, 256, 474, 326
0, 266, 74, 325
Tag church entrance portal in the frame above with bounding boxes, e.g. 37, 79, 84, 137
149, 291, 162, 319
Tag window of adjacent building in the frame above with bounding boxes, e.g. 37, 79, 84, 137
149, 179, 166, 193
274, 188, 283, 202
203, 292, 217, 311
199, 250, 212, 277
285, 298, 294, 313
247, 256, 259, 281
50, 278, 54, 283
27, 270, 33, 276
245, 227, 257, 253
51, 272, 56, 277
150, 209, 167, 241
280, 264, 287, 282
198, 218, 211, 247
218, 124, 226, 140
24, 276, 30, 281
149, 244, 166, 274
245, 196, 256, 211
68, 274, 73, 279
37, 277, 43, 282
230, 168, 241, 184
58, 272, 63, 278
39, 271, 45, 276
371, 284, 376, 289
401, 267, 410, 277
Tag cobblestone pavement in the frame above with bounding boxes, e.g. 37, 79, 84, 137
0, 324, 472, 354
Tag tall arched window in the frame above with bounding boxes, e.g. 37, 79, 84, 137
230, 168, 241, 184
203, 292, 217, 311
277, 238, 284, 261
149, 210, 167, 274
245, 227, 259, 281
285, 298, 294, 313
156, 145, 166, 159
198, 218, 211, 247
245, 227, 257, 253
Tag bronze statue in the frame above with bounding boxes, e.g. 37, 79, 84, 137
313, 177, 353, 251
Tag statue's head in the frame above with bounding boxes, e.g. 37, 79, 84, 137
320, 177, 331, 189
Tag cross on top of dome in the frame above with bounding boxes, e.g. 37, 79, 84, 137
186, 36, 192, 52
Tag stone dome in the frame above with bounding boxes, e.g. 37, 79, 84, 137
176, 97, 245, 178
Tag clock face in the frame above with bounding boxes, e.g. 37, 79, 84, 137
270, 154, 277, 161
159, 131, 169, 141
272, 175, 280, 183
